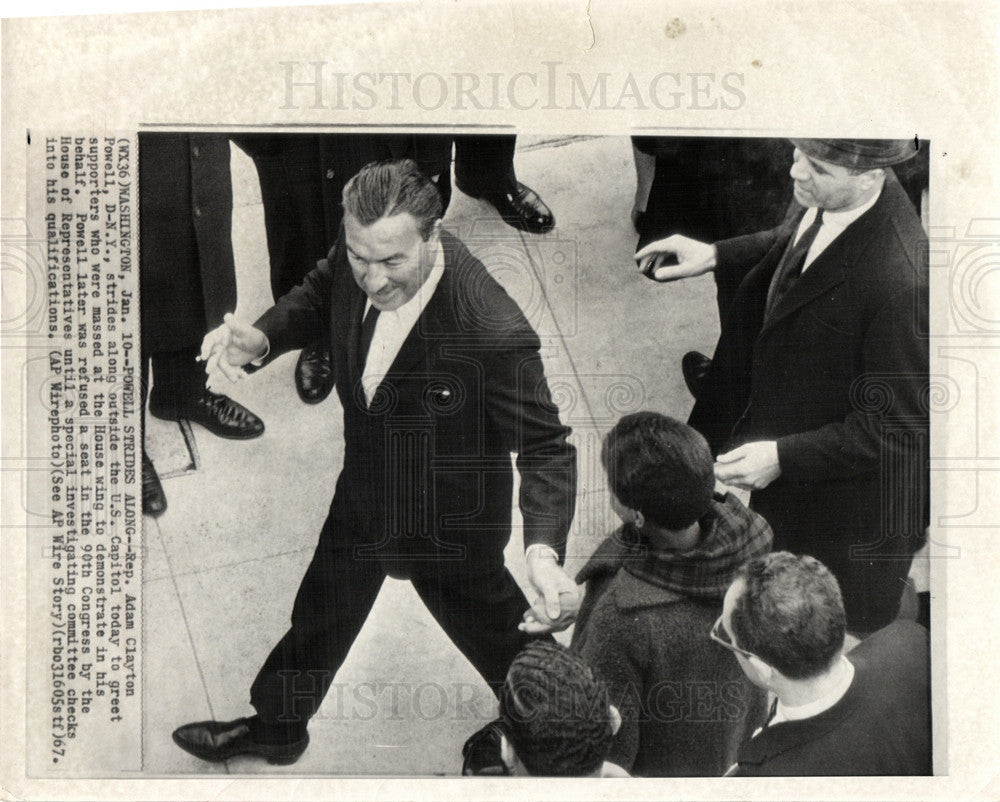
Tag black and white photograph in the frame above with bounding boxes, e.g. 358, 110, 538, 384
2, 2, 998, 800
137, 131, 932, 779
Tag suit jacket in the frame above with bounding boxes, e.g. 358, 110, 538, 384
688, 172, 929, 627
139, 133, 237, 352
254, 228, 576, 577
734, 620, 931, 776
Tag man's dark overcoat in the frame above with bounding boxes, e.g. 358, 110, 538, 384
689, 172, 929, 632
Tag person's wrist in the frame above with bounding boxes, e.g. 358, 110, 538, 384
249, 336, 270, 366
525, 543, 559, 563
705, 244, 719, 272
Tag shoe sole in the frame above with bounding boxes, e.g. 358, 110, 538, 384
171, 731, 308, 765
148, 406, 265, 440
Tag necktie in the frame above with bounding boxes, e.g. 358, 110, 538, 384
766, 209, 824, 315
358, 304, 381, 369
764, 696, 779, 727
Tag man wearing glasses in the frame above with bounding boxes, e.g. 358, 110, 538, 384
712, 551, 930, 776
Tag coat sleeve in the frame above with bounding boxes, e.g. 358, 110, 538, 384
252, 253, 336, 363
482, 329, 577, 557
775, 279, 929, 482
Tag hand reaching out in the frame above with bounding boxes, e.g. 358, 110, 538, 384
198, 313, 268, 383
634, 235, 717, 282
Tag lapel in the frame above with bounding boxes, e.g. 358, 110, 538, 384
737, 684, 855, 767
345, 285, 368, 384
739, 212, 805, 315
758, 188, 888, 338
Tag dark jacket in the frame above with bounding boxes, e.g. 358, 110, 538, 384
734, 620, 931, 776
571, 493, 772, 776
253, 228, 576, 576
139, 133, 237, 352
689, 172, 929, 632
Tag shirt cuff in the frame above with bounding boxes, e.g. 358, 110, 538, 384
249, 337, 270, 367
524, 543, 559, 562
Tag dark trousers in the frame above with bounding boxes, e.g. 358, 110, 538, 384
453, 135, 517, 198
142, 346, 208, 416
249, 499, 538, 733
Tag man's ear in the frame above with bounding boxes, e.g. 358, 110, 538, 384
746, 654, 774, 685
499, 733, 517, 773
858, 167, 885, 192
608, 704, 622, 736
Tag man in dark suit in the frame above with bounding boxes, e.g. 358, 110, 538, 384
634, 139, 929, 636
715, 552, 930, 776
139, 133, 265, 516
171, 159, 578, 765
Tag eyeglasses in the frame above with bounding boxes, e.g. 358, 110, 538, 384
709, 615, 756, 659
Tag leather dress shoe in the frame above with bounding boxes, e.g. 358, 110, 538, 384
484, 181, 555, 234
149, 390, 265, 440
141, 450, 167, 517
681, 351, 713, 399
461, 720, 510, 776
172, 718, 309, 765
294, 341, 334, 404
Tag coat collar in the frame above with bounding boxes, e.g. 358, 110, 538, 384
737, 658, 864, 767
757, 172, 909, 335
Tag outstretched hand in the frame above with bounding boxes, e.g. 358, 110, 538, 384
198, 313, 268, 383
634, 234, 717, 282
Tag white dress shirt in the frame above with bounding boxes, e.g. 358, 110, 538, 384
769, 656, 856, 726
797, 188, 882, 273
360, 241, 445, 405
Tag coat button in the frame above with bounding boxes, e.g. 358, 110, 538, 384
193, 206, 201, 218
325, 169, 335, 179
192, 146, 200, 157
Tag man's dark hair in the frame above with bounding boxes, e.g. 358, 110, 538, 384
730, 551, 846, 680
498, 640, 613, 777
601, 411, 714, 530
342, 158, 443, 240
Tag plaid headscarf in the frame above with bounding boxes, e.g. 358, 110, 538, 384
577, 492, 773, 601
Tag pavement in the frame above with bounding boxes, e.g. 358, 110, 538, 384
141, 134, 722, 775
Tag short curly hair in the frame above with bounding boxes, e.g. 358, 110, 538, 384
730, 551, 846, 680
498, 640, 613, 776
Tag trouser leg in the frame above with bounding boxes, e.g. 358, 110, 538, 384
232, 135, 330, 300
453, 135, 517, 198
148, 346, 206, 417
250, 510, 386, 733
411, 565, 544, 696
